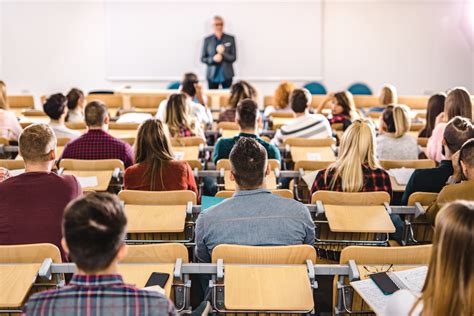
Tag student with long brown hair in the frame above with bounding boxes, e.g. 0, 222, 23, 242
123, 119, 198, 195
418, 93, 446, 138
218, 80, 258, 122
315, 90, 359, 130
0, 80, 22, 140
165, 93, 204, 139
385, 200, 474, 316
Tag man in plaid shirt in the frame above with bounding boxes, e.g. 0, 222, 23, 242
22, 193, 177, 316
60, 101, 134, 168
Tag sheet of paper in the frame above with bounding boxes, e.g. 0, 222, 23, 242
393, 266, 428, 293
142, 285, 165, 294
76, 176, 98, 188
302, 170, 319, 188
174, 151, 185, 160
388, 168, 415, 185
306, 152, 321, 161
350, 279, 389, 315
9, 169, 25, 177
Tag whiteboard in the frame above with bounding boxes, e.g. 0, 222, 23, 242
105, 0, 322, 81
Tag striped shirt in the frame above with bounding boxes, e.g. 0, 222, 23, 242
22, 274, 177, 316
271, 114, 332, 146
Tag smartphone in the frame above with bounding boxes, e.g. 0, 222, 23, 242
369, 272, 399, 295
145, 272, 170, 288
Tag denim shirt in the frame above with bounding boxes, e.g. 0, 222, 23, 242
195, 189, 315, 263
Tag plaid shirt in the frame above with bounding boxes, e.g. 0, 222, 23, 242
61, 129, 134, 168
22, 274, 177, 316
311, 165, 392, 197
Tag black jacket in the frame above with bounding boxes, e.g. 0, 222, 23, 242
201, 33, 236, 80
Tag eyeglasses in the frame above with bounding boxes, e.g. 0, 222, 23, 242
214, 23, 223, 26
362, 264, 393, 279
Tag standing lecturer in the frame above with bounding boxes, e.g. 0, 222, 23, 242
201, 16, 237, 89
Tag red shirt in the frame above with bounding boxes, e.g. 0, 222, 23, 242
0, 172, 82, 261
61, 129, 134, 168
123, 161, 198, 197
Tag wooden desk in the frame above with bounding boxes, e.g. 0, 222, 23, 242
325, 205, 395, 233
220, 129, 239, 139
390, 176, 406, 193
108, 129, 138, 139
63, 170, 113, 192
290, 146, 336, 162
224, 171, 277, 191
0, 263, 41, 308
18, 116, 50, 124
272, 117, 294, 130
224, 264, 314, 311
124, 204, 186, 233
172, 146, 199, 161
118, 263, 174, 298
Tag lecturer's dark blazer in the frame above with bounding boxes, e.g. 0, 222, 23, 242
201, 33, 237, 81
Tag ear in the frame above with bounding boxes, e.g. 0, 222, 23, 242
265, 163, 270, 177
229, 171, 236, 182
104, 115, 110, 125
235, 117, 240, 125
61, 238, 69, 255
460, 160, 469, 178
116, 243, 128, 262
441, 138, 447, 146
49, 148, 56, 161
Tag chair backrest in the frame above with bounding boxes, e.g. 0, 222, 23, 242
216, 158, 281, 170
118, 189, 197, 205
185, 160, 203, 170
130, 94, 168, 109
108, 122, 140, 130
0, 243, 62, 263
59, 159, 125, 171
171, 137, 205, 146
339, 245, 431, 265
0, 137, 9, 145
215, 189, 293, 199
303, 82, 327, 95
65, 122, 87, 130
269, 111, 295, 118
398, 96, 429, 110
167, 81, 181, 90
347, 83, 373, 95
56, 138, 71, 146
0, 159, 25, 170
284, 137, 335, 147
294, 160, 333, 171
217, 121, 239, 130
353, 95, 380, 109
86, 94, 123, 108
123, 243, 189, 263
7, 95, 35, 109
380, 159, 435, 170
311, 190, 391, 205
263, 96, 274, 107
21, 109, 47, 117
211, 244, 317, 264
407, 192, 438, 206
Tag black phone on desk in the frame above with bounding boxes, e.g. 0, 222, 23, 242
145, 272, 170, 288
369, 272, 399, 295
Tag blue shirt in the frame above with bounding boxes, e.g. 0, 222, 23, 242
212, 36, 225, 83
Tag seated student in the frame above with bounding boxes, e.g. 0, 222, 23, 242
402, 116, 474, 205
385, 200, 474, 316
271, 88, 332, 146
263, 81, 296, 118
218, 80, 258, 122
0, 80, 22, 141
66, 88, 86, 123
156, 73, 212, 126
164, 93, 205, 139
195, 137, 315, 263
418, 93, 446, 138
427, 87, 472, 162
124, 119, 198, 195
22, 192, 177, 316
425, 139, 474, 224
315, 90, 359, 131
376, 104, 418, 160
0, 124, 81, 261
369, 84, 397, 112
61, 101, 134, 168
43, 93, 81, 139
213, 99, 281, 163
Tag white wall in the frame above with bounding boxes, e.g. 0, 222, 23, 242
0, 0, 472, 103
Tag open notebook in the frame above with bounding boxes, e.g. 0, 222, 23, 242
388, 168, 415, 186
350, 266, 427, 315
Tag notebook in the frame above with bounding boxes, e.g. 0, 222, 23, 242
350, 266, 428, 315
388, 168, 415, 186
174, 151, 185, 160
76, 176, 98, 188
200, 196, 226, 213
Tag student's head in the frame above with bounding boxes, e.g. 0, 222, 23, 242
423, 93, 446, 137
459, 139, 474, 181
442, 116, 474, 158
228, 81, 258, 109
19, 123, 56, 167
166, 93, 193, 137
328, 118, 379, 192
213, 15, 224, 34
379, 84, 397, 106
62, 193, 127, 274
273, 81, 295, 110
415, 201, 474, 316
0, 80, 8, 110
380, 104, 411, 138
236, 98, 259, 131
229, 137, 269, 190
445, 87, 472, 121
181, 73, 199, 98
290, 88, 312, 114
84, 101, 109, 129
43, 93, 68, 121
66, 88, 85, 112
332, 91, 357, 119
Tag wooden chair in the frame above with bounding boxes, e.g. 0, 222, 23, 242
0, 243, 62, 264
406, 192, 438, 244
118, 190, 196, 244
380, 159, 435, 169
263, 95, 274, 107
130, 94, 168, 110
123, 243, 189, 263
171, 137, 205, 147
65, 122, 87, 130
269, 111, 295, 118
284, 138, 336, 163
0, 159, 25, 171
216, 159, 280, 191
291, 160, 333, 203
217, 121, 239, 138
86, 94, 123, 108
0, 137, 9, 145
170, 137, 205, 161
335, 245, 431, 314
215, 189, 293, 199
311, 191, 392, 262
59, 159, 124, 171
353, 95, 380, 109
398, 96, 429, 109
7, 95, 35, 117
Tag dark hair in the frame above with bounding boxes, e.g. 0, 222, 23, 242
229, 137, 267, 189
236, 99, 258, 129
445, 87, 472, 121
460, 139, 474, 169
420, 93, 446, 138
63, 193, 127, 273
84, 101, 108, 127
43, 93, 67, 120
66, 88, 84, 111
181, 74, 198, 97
443, 116, 474, 154
290, 89, 310, 113
228, 81, 258, 109
334, 91, 355, 117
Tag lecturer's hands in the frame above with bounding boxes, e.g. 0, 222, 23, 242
216, 44, 225, 54
213, 54, 223, 63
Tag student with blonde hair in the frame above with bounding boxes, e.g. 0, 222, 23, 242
376, 104, 418, 160
0, 80, 22, 141
315, 90, 359, 130
369, 84, 398, 112
385, 200, 474, 316
165, 93, 204, 139
263, 81, 296, 117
